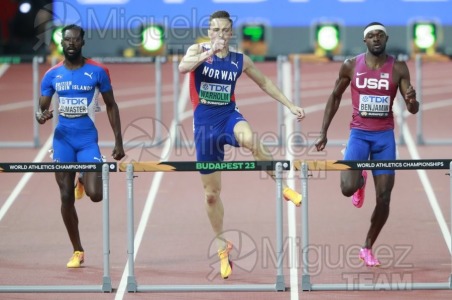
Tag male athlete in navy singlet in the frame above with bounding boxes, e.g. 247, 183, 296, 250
179, 10, 305, 279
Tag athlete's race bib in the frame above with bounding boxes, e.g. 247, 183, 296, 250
59, 97, 88, 118
358, 94, 390, 118
199, 81, 231, 105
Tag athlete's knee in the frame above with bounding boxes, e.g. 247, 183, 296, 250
204, 190, 221, 206
58, 185, 74, 202
87, 190, 103, 202
376, 190, 391, 206
340, 182, 356, 197
238, 136, 255, 151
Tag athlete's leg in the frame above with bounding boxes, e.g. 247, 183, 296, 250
55, 171, 83, 252
82, 172, 102, 202
233, 121, 283, 184
77, 135, 103, 202
201, 172, 227, 249
364, 174, 394, 249
232, 120, 301, 205
53, 127, 84, 252
341, 129, 370, 196
364, 129, 396, 248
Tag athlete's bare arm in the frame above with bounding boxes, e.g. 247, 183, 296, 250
315, 58, 355, 151
242, 54, 304, 120
35, 95, 54, 124
102, 90, 125, 160
394, 60, 419, 114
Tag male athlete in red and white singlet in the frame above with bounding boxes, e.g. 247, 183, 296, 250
315, 22, 419, 267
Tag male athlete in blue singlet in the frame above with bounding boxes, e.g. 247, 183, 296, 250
36, 24, 125, 268
179, 10, 305, 280
315, 22, 419, 267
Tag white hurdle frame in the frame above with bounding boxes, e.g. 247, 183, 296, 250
0, 56, 43, 148
0, 163, 115, 293
122, 161, 288, 292
297, 159, 452, 291
414, 54, 452, 145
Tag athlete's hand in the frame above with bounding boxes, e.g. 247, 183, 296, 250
211, 39, 225, 54
112, 145, 125, 161
290, 105, 305, 122
35, 109, 53, 124
405, 85, 416, 103
315, 134, 328, 151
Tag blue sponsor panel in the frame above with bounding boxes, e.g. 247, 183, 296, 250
54, 0, 452, 29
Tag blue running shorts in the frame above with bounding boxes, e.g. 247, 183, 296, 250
52, 124, 102, 163
344, 128, 396, 176
194, 109, 246, 174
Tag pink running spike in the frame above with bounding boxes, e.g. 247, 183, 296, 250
359, 248, 381, 267
352, 170, 367, 208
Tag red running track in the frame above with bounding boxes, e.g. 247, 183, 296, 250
0, 59, 451, 300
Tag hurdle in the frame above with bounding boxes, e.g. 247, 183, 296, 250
0, 162, 116, 293
119, 160, 290, 292
74, 56, 168, 148
414, 54, 452, 145
294, 159, 452, 291
0, 55, 44, 148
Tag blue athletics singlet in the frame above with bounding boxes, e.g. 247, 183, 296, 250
189, 44, 246, 173
41, 59, 112, 163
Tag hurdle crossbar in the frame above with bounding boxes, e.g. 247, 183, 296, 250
0, 163, 117, 293
293, 159, 452, 171
294, 159, 452, 291
120, 160, 289, 292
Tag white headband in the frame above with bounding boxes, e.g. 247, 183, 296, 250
363, 25, 387, 38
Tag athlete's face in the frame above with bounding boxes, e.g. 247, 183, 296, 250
61, 29, 84, 61
208, 18, 233, 44
364, 30, 388, 56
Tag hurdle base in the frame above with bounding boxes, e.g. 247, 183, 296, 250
306, 282, 452, 291
102, 276, 112, 293
301, 274, 312, 291
275, 275, 286, 291
0, 285, 108, 293
132, 284, 283, 292
127, 276, 138, 292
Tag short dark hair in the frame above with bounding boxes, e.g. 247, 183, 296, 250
62, 24, 85, 39
210, 10, 233, 27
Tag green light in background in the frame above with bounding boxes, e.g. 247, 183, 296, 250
242, 25, 265, 42
413, 23, 436, 50
142, 25, 164, 52
52, 26, 64, 53
316, 24, 340, 51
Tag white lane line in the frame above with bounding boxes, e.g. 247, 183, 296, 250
394, 103, 451, 252
0, 63, 10, 77
0, 135, 53, 222
114, 73, 190, 299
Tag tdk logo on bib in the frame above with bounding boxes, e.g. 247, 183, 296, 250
202, 83, 230, 93
361, 95, 389, 103
60, 98, 87, 105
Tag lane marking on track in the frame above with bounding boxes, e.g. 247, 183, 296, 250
0, 135, 53, 222
114, 73, 190, 299
394, 103, 451, 252
0, 64, 10, 77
